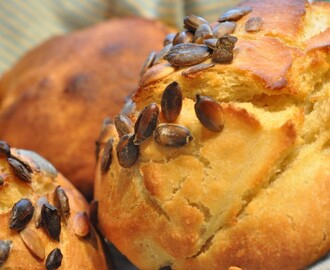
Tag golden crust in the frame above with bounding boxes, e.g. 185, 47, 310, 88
95, 0, 330, 269
0, 148, 108, 269
0, 17, 173, 198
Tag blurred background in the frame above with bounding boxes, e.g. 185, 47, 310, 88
0, 0, 242, 74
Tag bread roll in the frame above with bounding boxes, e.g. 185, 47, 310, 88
0, 141, 108, 269
0, 17, 173, 199
94, 0, 330, 269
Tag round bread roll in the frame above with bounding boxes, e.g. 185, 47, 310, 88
94, 0, 330, 269
0, 141, 108, 269
0, 17, 173, 199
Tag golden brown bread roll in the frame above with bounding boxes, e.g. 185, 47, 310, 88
94, 0, 330, 269
0, 141, 108, 269
0, 17, 173, 199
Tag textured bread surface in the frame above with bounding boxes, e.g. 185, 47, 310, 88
94, 0, 330, 269
0, 146, 108, 269
0, 17, 173, 198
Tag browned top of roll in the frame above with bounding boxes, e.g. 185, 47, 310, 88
0, 143, 108, 269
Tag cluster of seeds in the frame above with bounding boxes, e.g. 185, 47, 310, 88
0, 141, 32, 184
100, 80, 224, 171
140, 6, 264, 79
0, 141, 93, 269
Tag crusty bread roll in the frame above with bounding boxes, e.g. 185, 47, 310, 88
0, 17, 173, 199
94, 0, 330, 269
0, 141, 108, 269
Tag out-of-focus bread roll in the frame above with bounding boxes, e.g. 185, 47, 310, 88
0, 17, 174, 199
0, 141, 108, 269
94, 0, 330, 269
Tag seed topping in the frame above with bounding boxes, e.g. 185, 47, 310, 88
163, 33, 176, 46
114, 114, 134, 138
182, 63, 215, 77
161, 82, 183, 122
35, 196, 48, 228
212, 21, 236, 39
10, 198, 34, 231
0, 141, 11, 157
41, 203, 61, 241
203, 38, 217, 50
73, 211, 90, 237
217, 6, 252, 22
165, 43, 211, 67
100, 138, 114, 173
20, 227, 45, 260
173, 31, 194, 46
0, 175, 3, 185
140, 51, 156, 77
184, 15, 208, 32
7, 157, 32, 183
212, 34, 238, 64
154, 124, 193, 147
46, 248, 63, 270
117, 133, 139, 168
134, 103, 159, 145
194, 94, 224, 132
0, 240, 12, 265
153, 44, 172, 65
245, 16, 263, 32
193, 23, 213, 44
54, 186, 70, 223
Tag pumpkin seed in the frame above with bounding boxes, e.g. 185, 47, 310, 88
12, 150, 57, 178
153, 44, 172, 65
0, 240, 12, 265
184, 15, 208, 32
245, 16, 263, 32
154, 124, 193, 147
139, 63, 176, 86
19, 227, 45, 260
0, 175, 3, 185
194, 94, 224, 132
100, 138, 114, 173
7, 158, 32, 183
134, 103, 159, 145
217, 6, 252, 22
121, 98, 136, 115
203, 38, 217, 50
161, 82, 182, 122
73, 212, 90, 238
114, 114, 134, 138
173, 31, 194, 45
117, 133, 139, 168
193, 23, 213, 44
212, 34, 238, 64
0, 141, 11, 157
140, 51, 156, 77
165, 43, 211, 67
182, 62, 215, 77
163, 33, 176, 46
212, 21, 236, 39
41, 203, 61, 241
10, 198, 34, 231
35, 196, 48, 228
54, 186, 70, 223
45, 248, 63, 270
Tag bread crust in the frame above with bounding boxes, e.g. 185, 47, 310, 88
0, 147, 108, 269
95, 0, 330, 269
